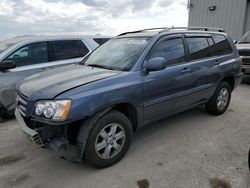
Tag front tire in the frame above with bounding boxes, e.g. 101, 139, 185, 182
206, 81, 231, 115
78, 110, 132, 168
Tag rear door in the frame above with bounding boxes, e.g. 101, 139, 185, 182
47, 40, 90, 70
183, 35, 222, 102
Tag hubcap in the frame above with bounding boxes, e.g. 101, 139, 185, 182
95, 123, 126, 160
217, 87, 229, 111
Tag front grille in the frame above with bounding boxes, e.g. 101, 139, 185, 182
242, 57, 250, 65
238, 51, 249, 56
16, 93, 28, 117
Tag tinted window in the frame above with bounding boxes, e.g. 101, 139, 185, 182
186, 37, 211, 60
94, 38, 110, 45
5, 42, 48, 67
207, 38, 217, 56
150, 38, 185, 65
51, 40, 89, 61
213, 35, 232, 55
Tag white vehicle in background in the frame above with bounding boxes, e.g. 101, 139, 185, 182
0, 35, 111, 119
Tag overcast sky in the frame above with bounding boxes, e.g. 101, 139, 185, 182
0, 0, 188, 40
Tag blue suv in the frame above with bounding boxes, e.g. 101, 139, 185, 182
15, 27, 242, 168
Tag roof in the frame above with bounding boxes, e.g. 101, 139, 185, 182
1, 35, 111, 44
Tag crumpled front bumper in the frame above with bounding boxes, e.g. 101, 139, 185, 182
15, 108, 44, 146
15, 108, 81, 162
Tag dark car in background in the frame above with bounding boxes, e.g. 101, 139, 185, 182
15, 27, 242, 168
0, 35, 110, 119
237, 31, 250, 76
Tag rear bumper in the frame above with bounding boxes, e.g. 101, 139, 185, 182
15, 109, 44, 146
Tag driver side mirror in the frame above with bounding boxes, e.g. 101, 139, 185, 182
0, 60, 16, 71
144, 57, 166, 73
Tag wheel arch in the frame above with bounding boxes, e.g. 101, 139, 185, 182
76, 102, 139, 158
90, 102, 139, 131
221, 76, 235, 91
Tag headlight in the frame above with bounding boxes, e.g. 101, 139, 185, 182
35, 100, 71, 121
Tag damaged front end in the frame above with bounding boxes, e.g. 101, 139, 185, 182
15, 109, 69, 150
15, 108, 82, 163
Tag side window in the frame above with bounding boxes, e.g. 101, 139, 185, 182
186, 37, 211, 60
207, 37, 217, 56
213, 34, 232, 55
94, 38, 110, 45
51, 40, 89, 61
5, 42, 48, 67
149, 38, 186, 66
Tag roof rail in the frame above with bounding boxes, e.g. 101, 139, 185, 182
118, 27, 168, 36
160, 27, 225, 33
117, 27, 226, 37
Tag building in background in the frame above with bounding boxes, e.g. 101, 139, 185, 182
188, 0, 250, 40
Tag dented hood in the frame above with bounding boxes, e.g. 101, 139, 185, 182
18, 64, 120, 100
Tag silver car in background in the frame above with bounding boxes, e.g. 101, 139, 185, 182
0, 35, 111, 118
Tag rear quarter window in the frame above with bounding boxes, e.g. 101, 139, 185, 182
212, 35, 232, 56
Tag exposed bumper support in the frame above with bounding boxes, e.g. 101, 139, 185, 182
15, 108, 44, 146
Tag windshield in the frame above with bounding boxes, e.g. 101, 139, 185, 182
239, 32, 250, 44
82, 37, 151, 71
0, 41, 16, 54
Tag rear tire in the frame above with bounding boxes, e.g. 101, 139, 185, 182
78, 110, 132, 168
206, 81, 231, 115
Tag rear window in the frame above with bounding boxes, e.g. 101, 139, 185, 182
212, 35, 232, 56
93, 38, 110, 45
51, 40, 89, 61
186, 37, 211, 60
207, 37, 217, 56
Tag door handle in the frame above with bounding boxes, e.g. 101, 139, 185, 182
181, 67, 191, 73
214, 59, 221, 66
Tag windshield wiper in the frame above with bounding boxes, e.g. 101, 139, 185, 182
87, 64, 109, 69
87, 64, 118, 71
